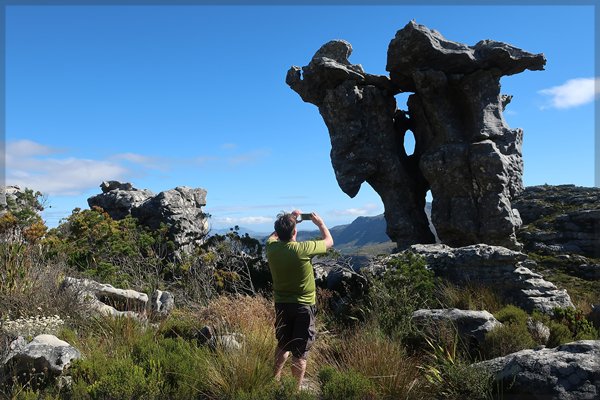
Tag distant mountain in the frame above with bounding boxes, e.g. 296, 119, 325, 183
212, 203, 434, 255
209, 226, 270, 238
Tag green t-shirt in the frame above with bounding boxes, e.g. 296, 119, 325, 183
266, 238, 327, 305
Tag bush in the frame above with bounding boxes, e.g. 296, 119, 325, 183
365, 253, 436, 339
547, 321, 573, 347
551, 307, 599, 341
483, 322, 535, 359
319, 366, 377, 400
436, 281, 504, 313
494, 305, 529, 326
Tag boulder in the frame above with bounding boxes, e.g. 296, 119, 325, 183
403, 244, 574, 313
88, 181, 209, 258
412, 308, 501, 347
477, 340, 600, 400
61, 276, 174, 320
287, 21, 546, 249
1, 335, 81, 384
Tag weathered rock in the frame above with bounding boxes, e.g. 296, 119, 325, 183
149, 290, 175, 317
287, 21, 545, 249
88, 181, 209, 258
61, 276, 174, 320
477, 340, 600, 400
2, 335, 81, 383
514, 185, 600, 259
404, 244, 573, 313
412, 308, 501, 347
527, 318, 551, 345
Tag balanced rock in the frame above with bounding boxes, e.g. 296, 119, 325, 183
478, 340, 600, 400
88, 181, 209, 258
287, 20, 546, 249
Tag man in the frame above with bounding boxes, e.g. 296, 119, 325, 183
266, 210, 333, 388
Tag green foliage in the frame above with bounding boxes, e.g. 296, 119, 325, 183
318, 366, 377, 400
547, 321, 573, 347
494, 305, 529, 326
551, 307, 598, 341
482, 305, 536, 358
420, 337, 494, 400
483, 323, 535, 359
436, 281, 504, 313
43, 207, 170, 286
365, 253, 436, 338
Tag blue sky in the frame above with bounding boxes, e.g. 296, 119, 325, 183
4, 4, 598, 233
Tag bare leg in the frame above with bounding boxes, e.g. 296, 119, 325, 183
274, 347, 289, 381
291, 356, 307, 388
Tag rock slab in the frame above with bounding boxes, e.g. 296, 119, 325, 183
478, 340, 600, 400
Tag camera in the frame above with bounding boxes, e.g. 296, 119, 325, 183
299, 213, 312, 221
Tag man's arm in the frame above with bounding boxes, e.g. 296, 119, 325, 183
267, 231, 278, 242
311, 212, 333, 249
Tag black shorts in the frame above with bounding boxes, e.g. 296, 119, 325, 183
274, 303, 317, 359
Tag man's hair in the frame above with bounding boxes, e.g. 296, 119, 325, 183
274, 212, 296, 242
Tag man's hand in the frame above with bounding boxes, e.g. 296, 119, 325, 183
310, 212, 334, 249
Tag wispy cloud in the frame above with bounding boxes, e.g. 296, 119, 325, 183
6, 140, 130, 196
330, 203, 380, 217
111, 152, 168, 170
212, 216, 273, 226
539, 77, 599, 109
221, 143, 238, 150
227, 149, 270, 166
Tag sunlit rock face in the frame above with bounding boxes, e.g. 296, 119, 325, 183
287, 21, 545, 249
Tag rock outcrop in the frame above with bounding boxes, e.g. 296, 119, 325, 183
403, 244, 574, 313
88, 181, 209, 258
287, 20, 545, 250
514, 185, 600, 259
61, 277, 174, 320
478, 340, 600, 400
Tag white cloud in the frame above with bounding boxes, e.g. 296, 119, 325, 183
213, 216, 273, 225
330, 203, 380, 217
539, 77, 599, 109
6, 140, 131, 196
227, 149, 270, 166
111, 152, 168, 170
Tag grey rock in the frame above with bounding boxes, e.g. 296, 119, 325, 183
149, 290, 175, 317
287, 20, 544, 249
513, 185, 600, 259
402, 244, 574, 313
2, 335, 81, 381
477, 340, 600, 400
62, 276, 174, 320
88, 181, 209, 258
527, 318, 551, 345
412, 308, 501, 347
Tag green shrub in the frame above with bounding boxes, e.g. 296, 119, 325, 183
366, 253, 436, 339
436, 281, 504, 313
483, 322, 535, 359
318, 366, 377, 400
421, 337, 494, 400
547, 321, 573, 347
494, 305, 529, 326
552, 307, 599, 341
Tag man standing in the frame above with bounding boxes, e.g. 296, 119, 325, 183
266, 210, 334, 388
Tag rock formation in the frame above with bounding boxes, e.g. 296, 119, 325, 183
61, 276, 174, 320
513, 185, 600, 259
477, 340, 600, 400
287, 21, 546, 249
1, 334, 81, 385
402, 244, 574, 313
88, 181, 209, 258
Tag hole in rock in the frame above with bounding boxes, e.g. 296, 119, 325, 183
404, 130, 416, 156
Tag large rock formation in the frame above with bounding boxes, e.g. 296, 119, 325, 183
514, 185, 600, 259
477, 340, 600, 400
88, 181, 209, 258
287, 21, 546, 249
403, 244, 574, 313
